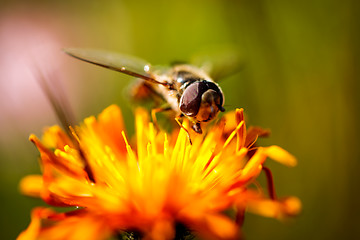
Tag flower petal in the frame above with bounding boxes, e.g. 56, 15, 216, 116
42, 125, 74, 150
235, 190, 301, 220
97, 104, 127, 154
237, 148, 267, 184
18, 208, 112, 240
17, 208, 57, 240
83, 104, 127, 156
244, 126, 270, 148
246, 196, 302, 219
194, 213, 239, 240
264, 145, 297, 167
29, 135, 88, 179
19, 175, 43, 197
145, 219, 175, 240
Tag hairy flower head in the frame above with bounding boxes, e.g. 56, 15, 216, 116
18, 105, 300, 240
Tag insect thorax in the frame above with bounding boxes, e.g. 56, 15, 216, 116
171, 65, 213, 95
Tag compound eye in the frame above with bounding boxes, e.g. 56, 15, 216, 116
179, 82, 203, 117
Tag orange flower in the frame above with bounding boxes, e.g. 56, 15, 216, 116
18, 105, 300, 240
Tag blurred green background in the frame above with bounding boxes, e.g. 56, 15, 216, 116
0, 0, 359, 239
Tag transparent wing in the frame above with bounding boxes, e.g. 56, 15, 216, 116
34, 68, 95, 181
64, 48, 168, 86
190, 45, 244, 81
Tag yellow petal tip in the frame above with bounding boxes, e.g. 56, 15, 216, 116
265, 145, 297, 167
19, 175, 43, 197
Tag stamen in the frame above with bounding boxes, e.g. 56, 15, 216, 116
121, 131, 136, 163
69, 125, 80, 143
247, 134, 259, 149
68, 125, 95, 182
121, 131, 130, 146
235, 108, 246, 151
164, 133, 169, 158
223, 121, 244, 150
122, 131, 140, 173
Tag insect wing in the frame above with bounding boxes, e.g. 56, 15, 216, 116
64, 48, 155, 81
190, 45, 243, 81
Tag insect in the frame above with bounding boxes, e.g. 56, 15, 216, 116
64, 48, 226, 134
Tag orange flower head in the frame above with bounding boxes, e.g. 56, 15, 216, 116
18, 105, 300, 240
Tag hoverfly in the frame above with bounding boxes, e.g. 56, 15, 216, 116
64, 48, 226, 134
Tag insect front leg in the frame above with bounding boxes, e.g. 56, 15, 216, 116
174, 115, 193, 145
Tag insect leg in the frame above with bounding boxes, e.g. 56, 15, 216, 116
191, 122, 203, 134
175, 116, 192, 145
151, 106, 172, 131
